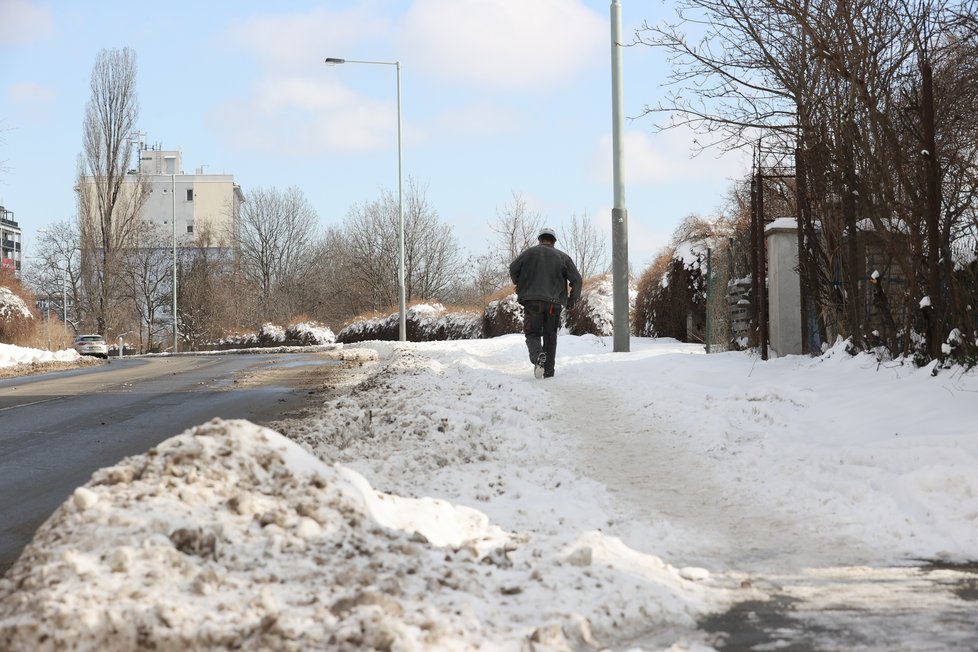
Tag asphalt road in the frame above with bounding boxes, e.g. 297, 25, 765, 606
0, 353, 337, 573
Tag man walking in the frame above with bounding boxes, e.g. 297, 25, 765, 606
509, 227, 582, 378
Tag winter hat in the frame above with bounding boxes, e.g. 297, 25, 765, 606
538, 227, 557, 242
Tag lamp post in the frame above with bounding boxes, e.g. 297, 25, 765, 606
610, 0, 630, 352
325, 57, 406, 342
172, 172, 178, 353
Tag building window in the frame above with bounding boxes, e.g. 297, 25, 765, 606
187, 225, 194, 234
186, 189, 193, 201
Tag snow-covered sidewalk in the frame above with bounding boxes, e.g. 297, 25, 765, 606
1, 335, 976, 650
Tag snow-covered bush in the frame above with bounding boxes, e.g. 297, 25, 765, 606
565, 274, 636, 337
337, 304, 483, 343
213, 321, 335, 349
286, 321, 336, 345
0, 285, 36, 346
215, 332, 260, 348
483, 292, 523, 338
633, 251, 706, 342
258, 322, 286, 345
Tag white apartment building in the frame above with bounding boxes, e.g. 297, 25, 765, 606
1, 205, 23, 277
135, 147, 244, 247
77, 145, 244, 249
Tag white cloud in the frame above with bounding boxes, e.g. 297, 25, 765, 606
215, 1, 607, 157
0, 0, 52, 45
5, 82, 56, 124
248, 77, 357, 114
590, 127, 751, 185
431, 102, 522, 138
400, 0, 606, 89
6, 82, 54, 103
225, 5, 392, 71
211, 75, 400, 156
217, 5, 411, 157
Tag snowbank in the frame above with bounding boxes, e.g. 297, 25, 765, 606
0, 418, 723, 651
0, 287, 33, 321
0, 342, 80, 369
3, 331, 976, 650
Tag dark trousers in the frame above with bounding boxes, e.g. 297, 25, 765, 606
523, 301, 561, 377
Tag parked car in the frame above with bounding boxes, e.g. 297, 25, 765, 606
74, 334, 109, 359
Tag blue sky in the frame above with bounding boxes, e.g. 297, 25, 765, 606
0, 0, 749, 270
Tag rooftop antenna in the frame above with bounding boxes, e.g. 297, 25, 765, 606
129, 130, 146, 172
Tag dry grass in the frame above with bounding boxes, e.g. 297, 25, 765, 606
21, 321, 76, 351
0, 356, 103, 380
484, 286, 517, 304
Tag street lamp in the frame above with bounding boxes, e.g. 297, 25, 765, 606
325, 57, 406, 342
172, 172, 178, 353
610, 0, 630, 352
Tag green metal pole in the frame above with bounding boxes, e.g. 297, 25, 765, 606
610, 0, 630, 352
706, 247, 712, 353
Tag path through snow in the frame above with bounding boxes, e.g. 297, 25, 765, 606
548, 365, 878, 573
536, 339, 978, 650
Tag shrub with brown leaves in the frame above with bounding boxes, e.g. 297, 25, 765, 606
0, 277, 39, 346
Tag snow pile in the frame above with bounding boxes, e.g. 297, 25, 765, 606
337, 304, 483, 343
0, 342, 80, 369
215, 332, 259, 348
258, 322, 286, 344
0, 418, 723, 651
285, 321, 335, 345
0, 286, 33, 321
214, 322, 336, 349
482, 293, 523, 338
3, 329, 977, 649
282, 335, 978, 571
567, 275, 637, 337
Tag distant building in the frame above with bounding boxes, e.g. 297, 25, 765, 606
136, 147, 244, 247
1, 205, 23, 277
77, 144, 244, 249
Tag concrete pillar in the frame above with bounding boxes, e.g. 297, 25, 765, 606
765, 218, 803, 356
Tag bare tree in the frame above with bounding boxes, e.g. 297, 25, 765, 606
323, 179, 465, 319
118, 222, 172, 351
340, 193, 399, 312
562, 212, 609, 280
78, 47, 146, 335
238, 185, 318, 321
178, 223, 248, 350
24, 220, 82, 333
400, 180, 463, 302
300, 225, 364, 322
641, 0, 978, 363
454, 252, 504, 306
481, 191, 545, 293
490, 192, 544, 265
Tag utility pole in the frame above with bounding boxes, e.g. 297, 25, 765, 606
172, 172, 178, 353
610, 0, 630, 352
921, 58, 942, 360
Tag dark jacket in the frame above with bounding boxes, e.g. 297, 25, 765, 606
509, 243, 583, 308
